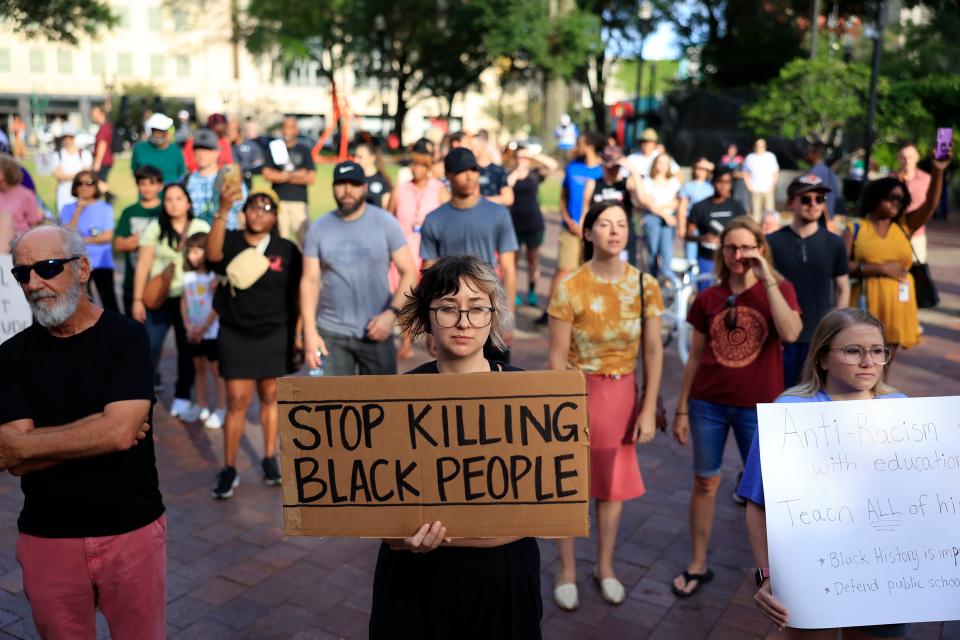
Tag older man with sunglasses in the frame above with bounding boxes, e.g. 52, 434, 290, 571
0, 226, 165, 639
766, 174, 850, 386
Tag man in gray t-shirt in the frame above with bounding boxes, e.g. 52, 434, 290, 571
420, 147, 518, 361
301, 161, 415, 375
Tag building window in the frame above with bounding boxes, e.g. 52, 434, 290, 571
91, 51, 106, 75
148, 8, 163, 31
29, 50, 45, 74
116, 7, 131, 29
150, 54, 165, 77
176, 55, 190, 76
118, 53, 133, 76
0, 49, 10, 73
173, 10, 189, 30
57, 50, 73, 74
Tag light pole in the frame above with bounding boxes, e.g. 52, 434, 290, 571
374, 14, 388, 138
862, 0, 886, 183
633, 1, 654, 149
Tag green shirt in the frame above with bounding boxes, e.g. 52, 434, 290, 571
131, 142, 186, 184
139, 218, 210, 298
116, 202, 162, 290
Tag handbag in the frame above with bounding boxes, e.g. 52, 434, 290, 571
143, 263, 175, 310
225, 235, 271, 292
897, 222, 939, 309
638, 266, 668, 433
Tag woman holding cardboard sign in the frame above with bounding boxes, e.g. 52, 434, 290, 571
738, 308, 909, 638
547, 201, 665, 609
369, 255, 542, 640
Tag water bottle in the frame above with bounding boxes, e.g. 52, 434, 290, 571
308, 350, 325, 377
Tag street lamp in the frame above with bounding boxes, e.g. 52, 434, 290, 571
862, 0, 886, 186
633, 1, 654, 149
374, 14, 388, 138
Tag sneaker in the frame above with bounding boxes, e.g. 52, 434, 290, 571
262, 456, 282, 486
515, 294, 523, 307
204, 409, 225, 430
212, 466, 239, 499
198, 407, 211, 422
526, 291, 539, 306
171, 400, 202, 423
732, 470, 747, 505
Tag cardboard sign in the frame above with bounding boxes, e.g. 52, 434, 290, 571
0, 255, 32, 345
278, 370, 591, 538
758, 396, 960, 629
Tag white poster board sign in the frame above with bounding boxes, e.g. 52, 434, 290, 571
0, 254, 32, 344
759, 397, 960, 629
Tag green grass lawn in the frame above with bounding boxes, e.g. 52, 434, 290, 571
25, 154, 561, 221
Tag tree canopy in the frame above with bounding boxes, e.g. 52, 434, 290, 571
0, 0, 116, 44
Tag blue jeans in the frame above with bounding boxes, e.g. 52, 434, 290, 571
684, 241, 698, 263
689, 399, 758, 477
144, 296, 194, 401
782, 342, 810, 389
320, 331, 398, 376
642, 213, 675, 278
696, 256, 715, 292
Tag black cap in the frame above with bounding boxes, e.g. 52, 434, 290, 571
787, 173, 831, 198
444, 147, 478, 174
332, 161, 365, 184
193, 128, 219, 150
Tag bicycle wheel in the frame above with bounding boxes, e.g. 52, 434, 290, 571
657, 274, 678, 348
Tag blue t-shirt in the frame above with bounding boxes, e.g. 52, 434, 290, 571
736, 391, 909, 506
680, 180, 715, 209
419, 198, 519, 267
562, 161, 603, 226
303, 205, 407, 339
59, 201, 115, 270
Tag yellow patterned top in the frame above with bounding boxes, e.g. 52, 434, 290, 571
548, 264, 664, 375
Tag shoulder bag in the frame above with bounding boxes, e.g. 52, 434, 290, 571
225, 234, 271, 293
143, 232, 185, 310
897, 222, 939, 309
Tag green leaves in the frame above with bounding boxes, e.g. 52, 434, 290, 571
0, 0, 117, 44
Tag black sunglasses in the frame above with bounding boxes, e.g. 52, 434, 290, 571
11, 257, 80, 284
724, 294, 738, 331
799, 194, 825, 205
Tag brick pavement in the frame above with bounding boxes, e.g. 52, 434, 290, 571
0, 217, 958, 639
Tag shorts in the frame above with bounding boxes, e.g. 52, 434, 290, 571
556, 228, 582, 271
187, 338, 219, 362
515, 229, 544, 249
689, 398, 757, 477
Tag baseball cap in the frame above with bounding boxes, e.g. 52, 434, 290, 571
177, 109, 190, 120
444, 147, 478, 174
601, 144, 624, 166
639, 128, 659, 143
332, 160, 365, 184
194, 128, 219, 150
787, 173, 831, 198
60, 124, 77, 137
145, 113, 174, 132
207, 113, 228, 127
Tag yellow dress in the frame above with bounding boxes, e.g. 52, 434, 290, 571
850, 218, 919, 347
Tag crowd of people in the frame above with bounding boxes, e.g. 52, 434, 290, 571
0, 106, 954, 639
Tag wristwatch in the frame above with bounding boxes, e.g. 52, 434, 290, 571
755, 567, 770, 586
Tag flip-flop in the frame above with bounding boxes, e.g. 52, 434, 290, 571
670, 568, 715, 598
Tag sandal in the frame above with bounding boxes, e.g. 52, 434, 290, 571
670, 568, 714, 598
553, 583, 579, 611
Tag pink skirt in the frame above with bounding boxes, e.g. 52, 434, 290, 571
586, 372, 646, 501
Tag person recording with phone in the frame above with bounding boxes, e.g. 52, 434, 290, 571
184, 129, 247, 229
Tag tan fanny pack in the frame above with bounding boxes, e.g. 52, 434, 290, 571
225, 235, 270, 292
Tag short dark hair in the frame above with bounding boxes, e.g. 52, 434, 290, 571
712, 167, 733, 185
859, 176, 911, 218
182, 232, 209, 271
581, 130, 607, 154
70, 170, 102, 198
134, 164, 164, 184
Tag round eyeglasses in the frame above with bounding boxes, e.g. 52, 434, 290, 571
830, 345, 891, 365
429, 305, 494, 328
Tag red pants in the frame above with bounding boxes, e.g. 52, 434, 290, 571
16, 515, 166, 640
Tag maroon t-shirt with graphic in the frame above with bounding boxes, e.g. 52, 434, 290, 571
687, 279, 800, 407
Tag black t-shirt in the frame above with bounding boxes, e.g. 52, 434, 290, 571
365, 171, 392, 209
266, 142, 316, 202
478, 163, 509, 198
590, 178, 633, 216
509, 172, 545, 233
767, 225, 849, 343
689, 196, 747, 259
0, 312, 164, 537
209, 231, 303, 334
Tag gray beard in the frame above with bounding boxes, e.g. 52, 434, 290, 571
29, 278, 83, 328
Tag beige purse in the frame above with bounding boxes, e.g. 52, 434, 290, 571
225, 236, 270, 292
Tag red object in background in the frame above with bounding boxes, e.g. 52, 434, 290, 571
610, 102, 634, 148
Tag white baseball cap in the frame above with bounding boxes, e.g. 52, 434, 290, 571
145, 113, 174, 131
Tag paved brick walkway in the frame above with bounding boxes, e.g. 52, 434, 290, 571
0, 218, 958, 639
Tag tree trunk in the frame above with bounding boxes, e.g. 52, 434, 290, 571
590, 52, 608, 132
393, 72, 409, 146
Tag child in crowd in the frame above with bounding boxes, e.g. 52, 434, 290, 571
115, 165, 164, 317
181, 232, 225, 429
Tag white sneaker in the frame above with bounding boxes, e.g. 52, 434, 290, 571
204, 409, 225, 430
169, 398, 192, 418
198, 407, 211, 422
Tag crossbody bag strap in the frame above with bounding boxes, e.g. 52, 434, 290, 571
895, 220, 922, 264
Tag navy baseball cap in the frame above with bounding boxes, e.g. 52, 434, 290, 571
332, 161, 365, 184
193, 128, 219, 150
444, 147, 479, 174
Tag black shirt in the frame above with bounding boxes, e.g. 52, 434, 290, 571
509, 172, 545, 233
689, 196, 747, 259
266, 142, 316, 202
590, 178, 633, 216
369, 359, 542, 640
767, 225, 849, 343
365, 171, 392, 209
209, 231, 303, 334
478, 163, 509, 198
0, 312, 164, 537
